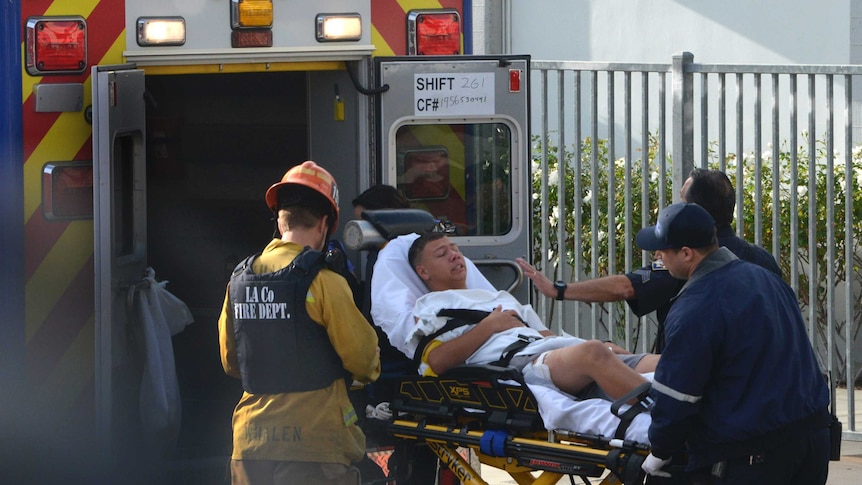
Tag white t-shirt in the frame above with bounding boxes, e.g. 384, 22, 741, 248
370, 234, 495, 358
411, 288, 563, 373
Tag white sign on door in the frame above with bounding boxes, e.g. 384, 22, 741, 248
413, 72, 494, 116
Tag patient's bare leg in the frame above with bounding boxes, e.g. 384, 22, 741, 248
634, 354, 660, 373
541, 339, 648, 401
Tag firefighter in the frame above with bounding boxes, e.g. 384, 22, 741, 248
218, 161, 381, 485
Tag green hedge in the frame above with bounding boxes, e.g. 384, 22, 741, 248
531, 133, 862, 381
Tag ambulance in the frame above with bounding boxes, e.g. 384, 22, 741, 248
1, 0, 531, 481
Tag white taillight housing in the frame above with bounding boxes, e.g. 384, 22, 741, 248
231, 0, 273, 29
407, 9, 461, 56
315, 13, 362, 42
25, 16, 87, 76
136, 17, 186, 46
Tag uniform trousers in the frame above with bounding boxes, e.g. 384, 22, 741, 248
688, 426, 830, 485
231, 459, 360, 485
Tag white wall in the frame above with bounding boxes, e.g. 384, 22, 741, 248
509, 0, 851, 65
501, 0, 862, 384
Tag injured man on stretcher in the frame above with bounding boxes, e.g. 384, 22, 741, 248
370, 231, 659, 443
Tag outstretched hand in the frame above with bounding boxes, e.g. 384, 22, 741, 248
515, 258, 557, 298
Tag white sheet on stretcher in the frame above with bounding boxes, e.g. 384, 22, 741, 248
369, 233, 652, 445
524, 373, 652, 444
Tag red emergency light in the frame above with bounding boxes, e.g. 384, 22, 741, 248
231, 30, 273, 48
26, 17, 87, 76
230, 0, 274, 48
407, 10, 462, 56
509, 69, 522, 92
42, 162, 94, 220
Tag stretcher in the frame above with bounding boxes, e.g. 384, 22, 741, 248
387, 363, 653, 485
342, 210, 680, 485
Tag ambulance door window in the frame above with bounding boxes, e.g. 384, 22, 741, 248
395, 122, 512, 236
113, 134, 136, 257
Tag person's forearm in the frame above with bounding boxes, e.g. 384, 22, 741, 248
517, 258, 636, 302
427, 325, 496, 375
563, 274, 635, 302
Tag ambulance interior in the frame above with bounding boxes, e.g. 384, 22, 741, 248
143, 70, 312, 466
135, 66, 518, 474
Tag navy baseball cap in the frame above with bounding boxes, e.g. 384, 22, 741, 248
636, 203, 717, 250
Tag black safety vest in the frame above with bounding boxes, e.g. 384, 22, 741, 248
229, 248, 348, 394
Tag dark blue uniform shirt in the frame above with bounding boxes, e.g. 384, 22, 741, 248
648, 248, 828, 469
625, 225, 781, 351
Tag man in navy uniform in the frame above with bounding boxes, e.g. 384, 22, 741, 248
636, 202, 829, 484
517, 168, 780, 352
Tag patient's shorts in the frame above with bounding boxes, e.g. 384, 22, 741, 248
617, 353, 648, 369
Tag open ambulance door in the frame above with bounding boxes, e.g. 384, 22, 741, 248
91, 64, 148, 466
375, 55, 531, 301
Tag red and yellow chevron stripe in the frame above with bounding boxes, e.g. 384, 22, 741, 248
21, 0, 125, 426
371, 0, 464, 56
20, 0, 466, 428
373, 1, 469, 215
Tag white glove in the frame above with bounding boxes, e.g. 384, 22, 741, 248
641, 453, 672, 477
365, 402, 393, 420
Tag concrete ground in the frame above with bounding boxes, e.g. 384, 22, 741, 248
830, 387, 862, 484
829, 437, 862, 484
481, 388, 862, 484
481, 440, 861, 484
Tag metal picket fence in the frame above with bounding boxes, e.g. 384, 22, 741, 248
528, 52, 861, 439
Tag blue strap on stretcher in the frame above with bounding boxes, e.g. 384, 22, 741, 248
480, 429, 509, 456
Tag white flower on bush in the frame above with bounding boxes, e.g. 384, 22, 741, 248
852, 145, 862, 160
548, 168, 560, 187
547, 206, 560, 228
583, 190, 593, 203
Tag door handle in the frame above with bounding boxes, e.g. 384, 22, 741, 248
472, 259, 523, 293
124, 278, 150, 317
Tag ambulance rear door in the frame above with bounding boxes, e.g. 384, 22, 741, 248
91, 64, 147, 462
375, 55, 531, 301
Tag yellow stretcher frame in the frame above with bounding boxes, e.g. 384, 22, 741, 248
384, 364, 651, 485
389, 419, 645, 485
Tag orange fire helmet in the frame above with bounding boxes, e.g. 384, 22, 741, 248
265, 161, 340, 229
